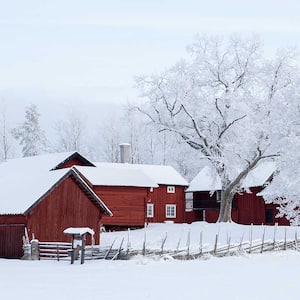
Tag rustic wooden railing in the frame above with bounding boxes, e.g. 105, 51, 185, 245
38, 242, 72, 261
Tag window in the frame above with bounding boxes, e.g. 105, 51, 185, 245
147, 203, 154, 218
216, 191, 221, 203
167, 186, 175, 193
265, 209, 273, 224
185, 192, 193, 212
166, 204, 176, 218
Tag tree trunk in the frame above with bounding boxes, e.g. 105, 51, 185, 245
218, 190, 234, 222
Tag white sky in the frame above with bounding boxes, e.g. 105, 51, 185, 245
0, 0, 300, 105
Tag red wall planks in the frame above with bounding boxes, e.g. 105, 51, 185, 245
27, 176, 103, 244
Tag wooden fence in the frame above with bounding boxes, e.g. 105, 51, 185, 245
38, 242, 72, 261
37, 226, 300, 261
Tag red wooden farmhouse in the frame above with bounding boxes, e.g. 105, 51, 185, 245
0, 152, 112, 258
185, 162, 289, 225
75, 162, 188, 230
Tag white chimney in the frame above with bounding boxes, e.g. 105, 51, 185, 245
119, 143, 131, 163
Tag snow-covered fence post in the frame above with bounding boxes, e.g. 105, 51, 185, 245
260, 225, 266, 254
284, 227, 287, 251
126, 228, 131, 259
226, 231, 231, 256
239, 232, 244, 252
142, 225, 147, 256
186, 230, 190, 259
249, 224, 253, 254
176, 230, 182, 254
273, 223, 278, 250
199, 231, 203, 255
161, 232, 167, 255
213, 232, 219, 255
31, 239, 40, 260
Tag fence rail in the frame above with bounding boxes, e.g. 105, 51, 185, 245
38, 242, 72, 261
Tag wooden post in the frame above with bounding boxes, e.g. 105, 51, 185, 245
284, 227, 287, 251
186, 230, 190, 259
142, 227, 146, 256
176, 230, 182, 254
239, 232, 244, 252
126, 228, 131, 259
213, 232, 219, 255
81, 235, 86, 264
273, 223, 278, 250
260, 225, 265, 254
249, 223, 253, 254
161, 232, 167, 255
199, 231, 203, 255
56, 244, 59, 261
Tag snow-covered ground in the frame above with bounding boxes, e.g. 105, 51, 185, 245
2, 222, 300, 300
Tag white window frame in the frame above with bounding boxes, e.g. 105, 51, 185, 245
216, 191, 221, 203
147, 203, 154, 218
185, 192, 193, 212
166, 204, 176, 218
167, 186, 175, 193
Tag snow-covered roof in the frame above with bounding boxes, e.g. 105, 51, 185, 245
186, 166, 221, 192
0, 153, 111, 215
64, 227, 95, 236
186, 161, 277, 192
74, 165, 159, 188
94, 162, 188, 186
1, 151, 79, 172
241, 162, 277, 188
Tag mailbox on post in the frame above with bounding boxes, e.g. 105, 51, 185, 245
64, 227, 94, 264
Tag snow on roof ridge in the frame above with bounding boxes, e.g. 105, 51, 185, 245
187, 161, 277, 192
94, 162, 188, 186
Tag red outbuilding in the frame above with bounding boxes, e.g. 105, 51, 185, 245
185, 162, 289, 225
0, 152, 112, 258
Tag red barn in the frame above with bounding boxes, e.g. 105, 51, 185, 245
75, 163, 188, 229
0, 153, 112, 258
185, 162, 289, 225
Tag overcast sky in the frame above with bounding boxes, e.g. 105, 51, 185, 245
1, 0, 300, 107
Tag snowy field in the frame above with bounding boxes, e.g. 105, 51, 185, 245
2, 222, 300, 300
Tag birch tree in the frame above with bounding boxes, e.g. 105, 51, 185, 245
0, 102, 15, 160
136, 35, 299, 222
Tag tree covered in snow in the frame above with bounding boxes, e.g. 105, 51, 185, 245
136, 35, 299, 222
12, 104, 46, 157
261, 108, 300, 225
54, 108, 87, 153
0, 101, 15, 160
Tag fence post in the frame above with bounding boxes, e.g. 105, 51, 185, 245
213, 233, 219, 256
161, 232, 167, 255
126, 228, 131, 259
176, 230, 182, 254
199, 231, 203, 255
260, 225, 265, 254
31, 239, 40, 260
273, 223, 278, 250
284, 227, 287, 250
186, 230, 190, 259
142, 226, 146, 256
249, 223, 253, 254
